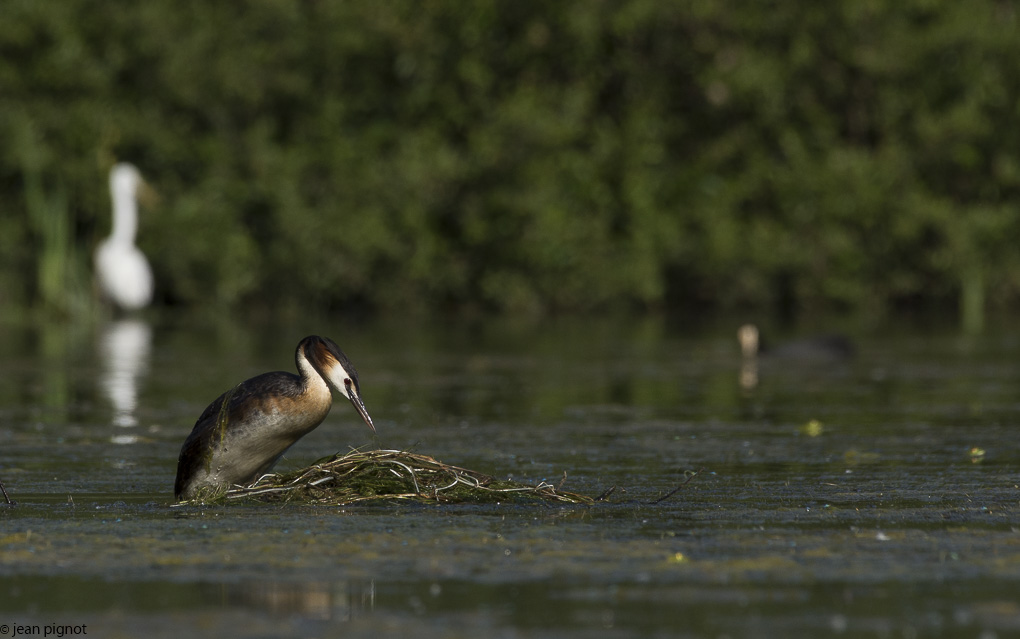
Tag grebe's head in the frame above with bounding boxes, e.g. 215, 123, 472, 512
299, 335, 375, 432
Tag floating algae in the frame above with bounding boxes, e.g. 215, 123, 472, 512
177, 450, 595, 506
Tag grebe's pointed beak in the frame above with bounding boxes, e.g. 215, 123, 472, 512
345, 380, 376, 433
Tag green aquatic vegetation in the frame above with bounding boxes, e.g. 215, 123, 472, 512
177, 449, 595, 507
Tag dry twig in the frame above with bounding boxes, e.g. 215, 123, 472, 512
651, 468, 703, 504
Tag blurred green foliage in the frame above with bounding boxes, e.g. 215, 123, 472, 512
1, 1, 1018, 320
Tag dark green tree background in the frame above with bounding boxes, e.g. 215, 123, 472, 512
2, 1, 1018, 323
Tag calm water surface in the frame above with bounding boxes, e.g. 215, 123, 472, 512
1, 315, 1019, 638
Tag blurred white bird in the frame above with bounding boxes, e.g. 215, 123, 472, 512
95, 163, 154, 311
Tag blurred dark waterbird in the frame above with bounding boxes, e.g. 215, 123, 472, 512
174, 336, 375, 500
738, 324, 855, 361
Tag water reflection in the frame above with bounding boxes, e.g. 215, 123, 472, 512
98, 319, 151, 440
739, 358, 759, 391
5, 316, 1020, 638
229, 580, 375, 621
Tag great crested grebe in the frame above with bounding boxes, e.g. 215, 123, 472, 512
174, 335, 375, 500
94, 163, 154, 311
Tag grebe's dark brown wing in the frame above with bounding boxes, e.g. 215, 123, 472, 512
174, 371, 301, 499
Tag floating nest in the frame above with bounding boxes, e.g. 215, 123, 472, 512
181, 449, 596, 506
